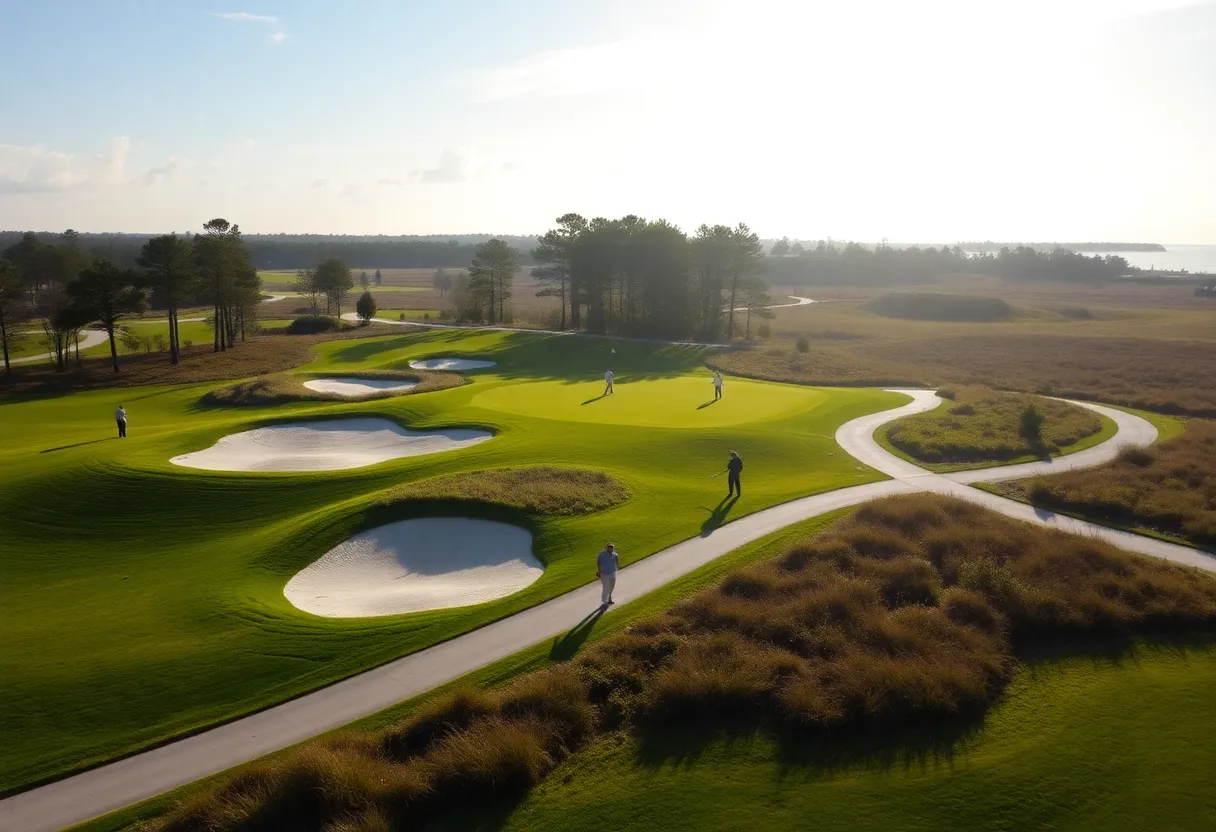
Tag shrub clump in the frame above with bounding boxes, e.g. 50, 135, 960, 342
285, 316, 344, 334
383, 467, 631, 517
885, 386, 1102, 464
1002, 419, 1216, 548
869, 293, 1014, 322
157, 495, 1216, 832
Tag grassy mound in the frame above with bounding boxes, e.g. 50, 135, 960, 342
153, 495, 1216, 832
201, 370, 462, 405
999, 419, 1216, 548
869, 293, 1013, 322
384, 467, 630, 516
882, 387, 1105, 467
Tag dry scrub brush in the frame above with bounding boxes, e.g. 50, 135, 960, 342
1003, 420, 1216, 548
155, 495, 1216, 832
884, 387, 1102, 463
713, 334, 1216, 417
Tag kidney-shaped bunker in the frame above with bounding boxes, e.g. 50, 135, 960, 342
284, 517, 543, 617
409, 357, 496, 371
302, 377, 418, 398
170, 418, 491, 472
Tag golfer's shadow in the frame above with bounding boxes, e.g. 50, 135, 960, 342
696, 399, 718, 410
581, 394, 609, 405
699, 494, 739, 537
549, 607, 606, 661
40, 438, 116, 454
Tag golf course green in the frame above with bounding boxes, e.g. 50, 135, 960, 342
0, 328, 904, 793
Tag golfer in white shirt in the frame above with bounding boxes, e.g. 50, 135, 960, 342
604, 368, 615, 396
713, 371, 723, 400
596, 543, 619, 606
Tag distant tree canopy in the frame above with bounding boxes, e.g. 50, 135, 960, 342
0, 232, 537, 271
529, 214, 766, 341
765, 243, 1135, 286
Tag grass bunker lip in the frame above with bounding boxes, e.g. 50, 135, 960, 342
169, 417, 492, 472
284, 517, 543, 617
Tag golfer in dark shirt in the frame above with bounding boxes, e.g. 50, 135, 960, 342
726, 451, 743, 498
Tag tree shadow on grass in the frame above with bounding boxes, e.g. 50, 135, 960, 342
549, 607, 606, 662
700, 494, 738, 537
633, 633, 1216, 784
40, 437, 116, 454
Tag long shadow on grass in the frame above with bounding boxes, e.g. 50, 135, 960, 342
700, 495, 738, 536
40, 437, 116, 453
549, 608, 606, 661
632, 633, 1216, 784
325, 329, 715, 384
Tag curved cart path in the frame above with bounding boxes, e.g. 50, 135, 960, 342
3, 391, 1212, 832
9, 329, 110, 366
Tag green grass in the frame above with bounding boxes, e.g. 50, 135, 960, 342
70, 511, 854, 832
0, 327, 903, 793
877, 387, 1114, 471
501, 639, 1216, 832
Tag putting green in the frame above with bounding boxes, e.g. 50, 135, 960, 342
471, 376, 824, 428
0, 327, 904, 793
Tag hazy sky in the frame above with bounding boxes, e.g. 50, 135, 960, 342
1, 0, 1213, 241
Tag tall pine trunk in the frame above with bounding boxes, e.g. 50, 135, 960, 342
107, 324, 120, 373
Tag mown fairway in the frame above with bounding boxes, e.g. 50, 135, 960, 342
501, 640, 1216, 832
0, 328, 902, 793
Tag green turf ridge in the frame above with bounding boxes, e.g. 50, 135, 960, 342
495, 638, 1216, 832
0, 327, 905, 793
874, 393, 1118, 473
67, 510, 856, 832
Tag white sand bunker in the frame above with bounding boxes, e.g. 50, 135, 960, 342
302, 377, 418, 398
409, 357, 496, 371
284, 517, 543, 617
170, 418, 491, 472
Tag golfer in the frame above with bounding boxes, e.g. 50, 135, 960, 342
604, 368, 615, 396
115, 405, 128, 439
724, 450, 743, 498
596, 543, 619, 606
713, 370, 723, 400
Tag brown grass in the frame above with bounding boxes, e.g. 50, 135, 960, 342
998, 420, 1216, 548
884, 387, 1103, 464
714, 334, 1216, 417
0, 324, 411, 395
382, 467, 631, 517
155, 495, 1216, 832
200, 369, 463, 406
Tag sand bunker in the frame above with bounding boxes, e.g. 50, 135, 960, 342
409, 357, 496, 371
302, 377, 418, 398
170, 418, 491, 472
284, 518, 543, 617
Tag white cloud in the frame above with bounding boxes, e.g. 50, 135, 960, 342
419, 148, 470, 183
214, 12, 278, 23
139, 156, 196, 187
0, 137, 131, 193
269, 31, 287, 45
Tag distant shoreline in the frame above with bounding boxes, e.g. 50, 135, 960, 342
959, 242, 1166, 253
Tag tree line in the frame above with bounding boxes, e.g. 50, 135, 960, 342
446, 214, 771, 342
765, 240, 1135, 285
0, 220, 259, 375
0, 232, 538, 272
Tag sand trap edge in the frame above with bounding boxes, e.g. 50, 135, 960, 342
284, 517, 543, 617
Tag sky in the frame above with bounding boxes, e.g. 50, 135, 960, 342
0, 0, 1213, 242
